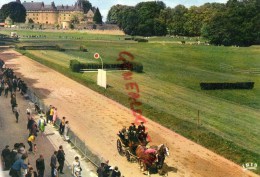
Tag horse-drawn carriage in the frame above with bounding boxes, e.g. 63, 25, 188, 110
117, 129, 169, 176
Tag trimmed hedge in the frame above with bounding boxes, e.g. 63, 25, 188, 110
124, 37, 148, 42
70, 60, 81, 72
69, 60, 143, 73
17, 45, 65, 51
125, 37, 134, 40
200, 82, 254, 90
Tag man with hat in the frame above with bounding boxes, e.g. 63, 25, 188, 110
128, 123, 136, 133
137, 122, 148, 144
137, 122, 145, 134
128, 123, 137, 144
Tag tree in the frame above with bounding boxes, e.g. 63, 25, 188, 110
78, 0, 92, 13
168, 5, 188, 36
93, 8, 102, 24
118, 6, 138, 35
107, 4, 128, 24
0, 9, 4, 22
70, 11, 84, 24
0, 2, 26, 23
202, 0, 260, 46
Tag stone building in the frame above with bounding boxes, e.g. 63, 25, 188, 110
15, 0, 94, 26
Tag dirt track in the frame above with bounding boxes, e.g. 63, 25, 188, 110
0, 48, 258, 177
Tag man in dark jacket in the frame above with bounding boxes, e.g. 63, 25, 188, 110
57, 145, 65, 174
1, 145, 11, 170
36, 154, 45, 177
97, 163, 105, 177
50, 151, 57, 177
109, 166, 121, 177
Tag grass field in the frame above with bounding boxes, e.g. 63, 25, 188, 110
1, 29, 260, 173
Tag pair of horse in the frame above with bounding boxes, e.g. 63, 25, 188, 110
136, 144, 170, 176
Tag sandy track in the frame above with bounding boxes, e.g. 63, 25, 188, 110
0, 48, 258, 177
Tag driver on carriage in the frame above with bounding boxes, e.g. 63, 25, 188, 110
117, 126, 129, 146
128, 123, 139, 152
137, 122, 148, 144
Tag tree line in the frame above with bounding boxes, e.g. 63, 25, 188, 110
107, 0, 260, 46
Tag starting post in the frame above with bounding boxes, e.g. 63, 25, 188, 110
94, 53, 106, 89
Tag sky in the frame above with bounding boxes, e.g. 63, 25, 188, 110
0, 0, 228, 21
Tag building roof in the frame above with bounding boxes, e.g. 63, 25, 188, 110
22, 2, 45, 11
56, 4, 82, 11
22, 1, 83, 12
86, 9, 94, 17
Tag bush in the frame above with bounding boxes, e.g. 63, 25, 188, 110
130, 61, 143, 73
55, 45, 65, 51
79, 45, 88, 52
125, 37, 134, 40
69, 60, 81, 72
200, 82, 254, 90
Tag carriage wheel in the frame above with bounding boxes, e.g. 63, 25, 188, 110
125, 150, 131, 162
117, 139, 123, 155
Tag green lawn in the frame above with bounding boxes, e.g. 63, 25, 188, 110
2, 29, 259, 173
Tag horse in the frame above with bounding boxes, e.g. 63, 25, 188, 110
136, 144, 170, 176
156, 144, 170, 175
136, 145, 157, 176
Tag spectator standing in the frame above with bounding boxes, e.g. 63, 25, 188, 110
109, 166, 121, 177
46, 105, 52, 123
97, 163, 105, 177
72, 156, 82, 177
12, 78, 17, 92
38, 116, 46, 137
27, 117, 35, 135
9, 143, 19, 167
49, 106, 54, 125
15, 109, 19, 123
103, 160, 111, 177
36, 154, 45, 177
4, 82, 9, 97
25, 167, 38, 177
15, 146, 26, 161
57, 145, 65, 174
59, 117, 66, 135
63, 121, 69, 140
1, 145, 11, 170
50, 151, 58, 177
9, 154, 28, 177
27, 134, 35, 152
25, 166, 38, 177
52, 108, 58, 126
10, 93, 17, 112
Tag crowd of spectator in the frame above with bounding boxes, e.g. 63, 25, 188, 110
1, 59, 123, 177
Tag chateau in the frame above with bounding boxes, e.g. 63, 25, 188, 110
15, 0, 94, 26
